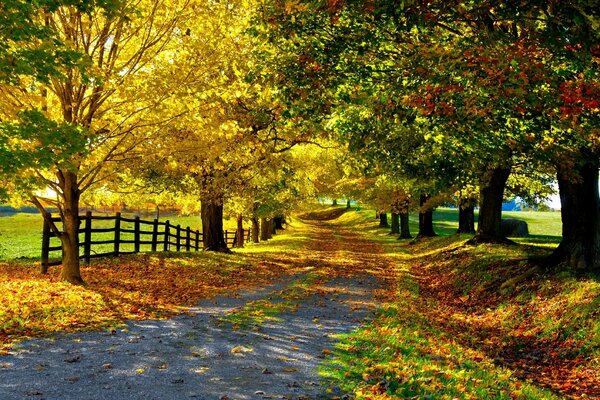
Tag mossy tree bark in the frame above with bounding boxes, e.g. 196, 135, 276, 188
457, 198, 476, 234
260, 217, 269, 241
379, 212, 389, 228
251, 217, 260, 243
33, 170, 85, 285
59, 171, 85, 285
235, 214, 244, 248
399, 212, 412, 239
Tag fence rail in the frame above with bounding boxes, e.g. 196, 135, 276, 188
41, 212, 251, 269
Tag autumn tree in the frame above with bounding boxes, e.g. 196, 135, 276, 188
0, 0, 198, 283
255, 0, 599, 270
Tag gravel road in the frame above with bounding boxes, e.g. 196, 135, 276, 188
1, 218, 389, 400
0, 271, 380, 400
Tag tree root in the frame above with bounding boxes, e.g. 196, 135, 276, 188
499, 265, 542, 290
465, 233, 516, 246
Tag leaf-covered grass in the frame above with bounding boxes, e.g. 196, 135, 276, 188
0, 224, 313, 349
322, 301, 560, 399
321, 207, 599, 399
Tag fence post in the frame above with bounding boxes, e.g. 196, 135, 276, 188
114, 212, 121, 256
41, 216, 51, 274
176, 224, 181, 252
164, 220, 170, 251
186, 227, 191, 251
134, 216, 140, 253
195, 230, 200, 251
151, 219, 159, 252
224, 230, 228, 246
84, 211, 92, 265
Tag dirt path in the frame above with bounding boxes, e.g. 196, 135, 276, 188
0, 219, 391, 400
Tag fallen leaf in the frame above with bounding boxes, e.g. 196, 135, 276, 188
231, 345, 253, 354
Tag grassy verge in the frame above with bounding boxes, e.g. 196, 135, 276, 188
320, 207, 598, 399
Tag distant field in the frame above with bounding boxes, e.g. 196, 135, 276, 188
360, 206, 561, 248
0, 212, 241, 261
432, 207, 562, 235
0, 207, 562, 261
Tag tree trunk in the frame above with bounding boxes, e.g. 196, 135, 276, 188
469, 166, 512, 244
251, 217, 260, 243
332, 199, 337, 206
201, 196, 230, 253
457, 198, 476, 234
267, 219, 273, 238
235, 214, 244, 248
346, 199, 351, 209
390, 212, 400, 234
274, 216, 285, 230
379, 212, 389, 228
548, 159, 600, 272
260, 217, 269, 241
417, 194, 436, 237
399, 212, 412, 239
59, 171, 85, 285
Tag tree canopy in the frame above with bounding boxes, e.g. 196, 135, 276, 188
0, 0, 599, 282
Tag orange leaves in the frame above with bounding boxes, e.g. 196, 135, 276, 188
0, 265, 114, 342
0, 250, 296, 347
409, 239, 600, 399
559, 79, 600, 117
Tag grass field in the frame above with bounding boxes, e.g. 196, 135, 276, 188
352, 206, 561, 245
0, 212, 242, 261
0, 207, 562, 261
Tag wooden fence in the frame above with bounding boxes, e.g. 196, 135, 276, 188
41, 212, 251, 269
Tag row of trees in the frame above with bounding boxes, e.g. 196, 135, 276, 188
1, 1, 598, 285
0, 0, 329, 284
253, 0, 600, 272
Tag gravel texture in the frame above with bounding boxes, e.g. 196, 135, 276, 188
0, 273, 380, 400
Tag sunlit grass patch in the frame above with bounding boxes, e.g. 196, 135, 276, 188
323, 205, 598, 397
218, 270, 321, 329
321, 275, 559, 400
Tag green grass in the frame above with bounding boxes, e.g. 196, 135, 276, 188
0, 212, 241, 261
366, 207, 562, 245
318, 207, 560, 398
